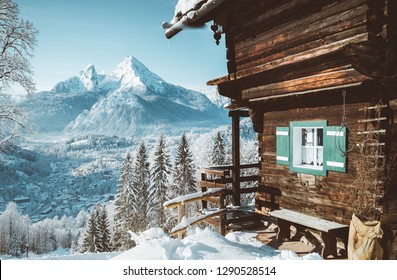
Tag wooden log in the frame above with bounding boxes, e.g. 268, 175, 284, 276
164, 189, 225, 209
200, 167, 230, 177
237, 33, 368, 82
177, 205, 185, 239
237, 25, 368, 72
199, 180, 227, 189
235, 7, 367, 68
242, 68, 369, 100
170, 209, 227, 237
232, 0, 366, 45
231, 110, 241, 206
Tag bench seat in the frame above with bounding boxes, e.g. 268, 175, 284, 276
269, 209, 349, 258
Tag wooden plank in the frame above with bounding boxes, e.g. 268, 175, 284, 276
235, 4, 368, 67
170, 209, 227, 237
200, 167, 230, 176
239, 175, 259, 183
199, 180, 227, 189
233, 0, 366, 48
164, 188, 225, 209
231, 110, 241, 206
238, 33, 368, 81
357, 117, 387, 123
270, 209, 348, 232
208, 33, 368, 87
242, 69, 368, 100
356, 129, 386, 135
237, 25, 368, 72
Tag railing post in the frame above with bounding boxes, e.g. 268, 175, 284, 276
231, 110, 241, 206
201, 172, 207, 210
219, 191, 226, 235
177, 204, 185, 239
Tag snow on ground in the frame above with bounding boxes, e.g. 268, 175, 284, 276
6, 227, 321, 260
21, 249, 119, 260
112, 227, 322, 260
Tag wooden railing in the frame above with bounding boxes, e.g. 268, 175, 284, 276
163, 188, 227, 238
200, 163, 260, 205
163, 163, 261, 238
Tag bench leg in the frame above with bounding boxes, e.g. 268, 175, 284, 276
320, 231, 337, 258
277, 219, 291, 242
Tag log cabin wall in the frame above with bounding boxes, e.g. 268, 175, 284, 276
255, 85, 395, 225
385, 99, 397, 224
211, 0, 397, 225
212, 0, 374, 97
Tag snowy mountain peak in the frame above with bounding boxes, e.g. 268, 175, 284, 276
112, 56, 166, 93
52, 64, 103, 93
79, 64, 99, 92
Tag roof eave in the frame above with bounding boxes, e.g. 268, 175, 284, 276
164, 0, 227, 39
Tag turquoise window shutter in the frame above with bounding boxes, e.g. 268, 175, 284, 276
325, 126, 347, 173
276, 127, 290, 165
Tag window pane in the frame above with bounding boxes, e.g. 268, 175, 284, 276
317, 128, 323, 146
317, 147, 323, 166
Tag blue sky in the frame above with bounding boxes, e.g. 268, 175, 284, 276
14, 0, 226, 92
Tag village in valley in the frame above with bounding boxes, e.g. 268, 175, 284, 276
0, 0, 396, 263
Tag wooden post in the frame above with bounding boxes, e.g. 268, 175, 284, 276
230, 110, 241, 207
219, 192, 226, 236
178, 204, 185, 239
201, 172, 207, 210
320, 231, 337, 259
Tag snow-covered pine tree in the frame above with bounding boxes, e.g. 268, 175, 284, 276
113, 153, 134, 250
96, 205, 112, 252
130, 142, 151, 233
80, 206, 99, 253
170, 133, 198, 223
211, 131, 226, 166
173, 133, 197, 196
148, 134, 171, 229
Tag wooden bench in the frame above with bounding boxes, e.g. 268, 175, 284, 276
269, 209, 349, 258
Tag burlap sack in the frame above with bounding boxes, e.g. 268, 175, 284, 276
348, 213, 383, 260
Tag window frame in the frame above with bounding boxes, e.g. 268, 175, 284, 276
290, 120, 327, 176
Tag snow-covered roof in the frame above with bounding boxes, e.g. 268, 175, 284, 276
162, 0, 227, 39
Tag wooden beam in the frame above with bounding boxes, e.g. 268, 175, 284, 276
170, 209, 227, 237
228, 110, 249, 118
199, 180, 227, 189
208, 32, 368, 87
242, 68, 369, 100
200, 167, 230, 177
235, 2, 368, 64
231, 110, 241, 206
164, 189, 225, 209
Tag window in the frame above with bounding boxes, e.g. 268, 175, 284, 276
276, 121, 346, 176
293, 127, 323, 169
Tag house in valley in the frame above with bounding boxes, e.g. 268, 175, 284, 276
163, 0, 397, 259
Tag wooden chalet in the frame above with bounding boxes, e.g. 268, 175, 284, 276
163, 0, 397, 259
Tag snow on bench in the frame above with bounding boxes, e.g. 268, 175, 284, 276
270, 209, 348, 233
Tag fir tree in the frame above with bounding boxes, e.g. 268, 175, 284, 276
148, 135, 171, 229
211, 131, 226, 166
173, 133, 197, 196
81, 207, 98, 253
113, 153, 134, 250
171, 133, 198, 224
96, 205, 112, 253
130, 142, 150, 233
